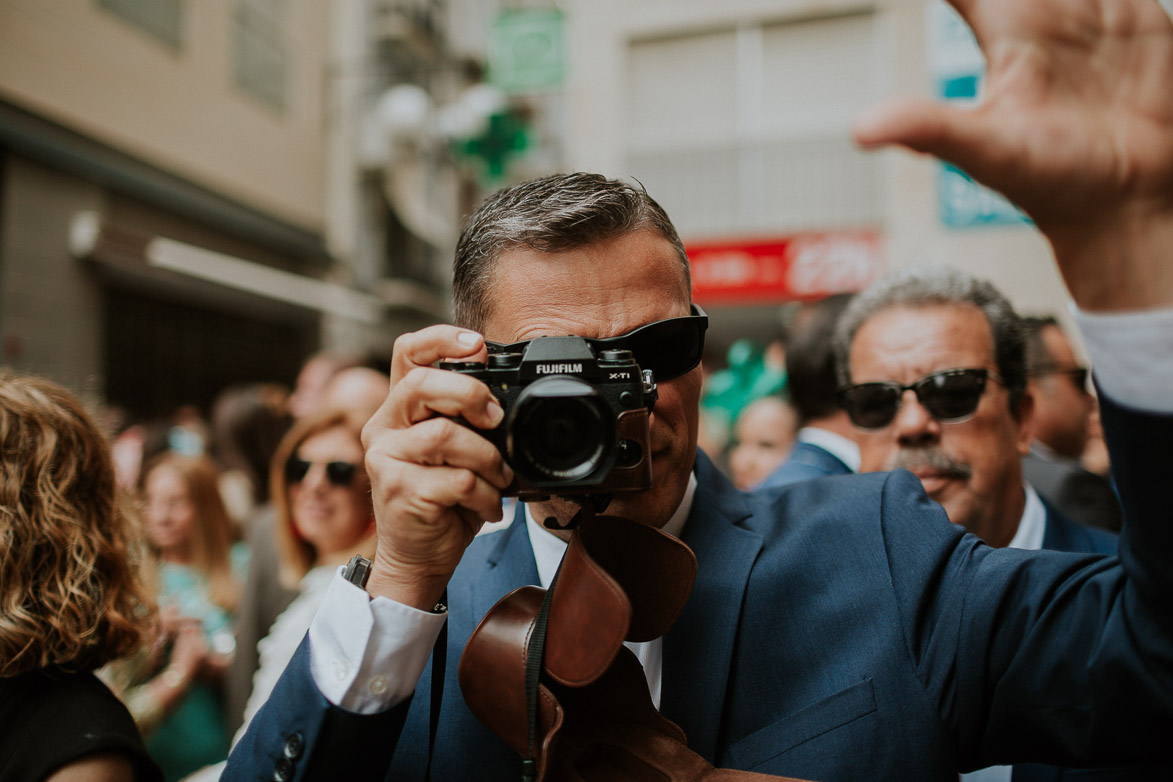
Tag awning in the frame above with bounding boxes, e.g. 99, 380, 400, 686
69, 212, 448, 324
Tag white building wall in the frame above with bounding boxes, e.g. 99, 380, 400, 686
562, 0, 1089, 353
0, 0, 330, 231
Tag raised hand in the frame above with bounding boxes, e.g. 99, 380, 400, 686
855, 0, 1173, 310
361, 326, 513, 609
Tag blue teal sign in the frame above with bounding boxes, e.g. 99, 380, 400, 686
488, 9, 566, 94
928, 1, 1029, 228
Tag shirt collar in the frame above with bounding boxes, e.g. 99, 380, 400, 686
1006, 484, 1047, 551
796, 426, 861, 472
525, 472, 698, 589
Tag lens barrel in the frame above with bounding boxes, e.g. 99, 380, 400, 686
507, 376, 615, 484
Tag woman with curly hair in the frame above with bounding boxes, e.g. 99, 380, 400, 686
0, 371, 162, 782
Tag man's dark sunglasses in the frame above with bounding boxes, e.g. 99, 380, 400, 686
1032, 365, 1090, 391
285, 457, 360, 487
839, 368, 1001, 430
486, 304, 708, 382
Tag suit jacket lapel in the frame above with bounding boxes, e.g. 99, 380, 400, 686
662, 451, 764, 762
462, 505, 541, 629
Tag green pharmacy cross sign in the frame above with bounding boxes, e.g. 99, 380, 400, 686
458, 109, 530, 184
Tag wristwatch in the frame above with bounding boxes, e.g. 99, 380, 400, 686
343, 554, 372, 589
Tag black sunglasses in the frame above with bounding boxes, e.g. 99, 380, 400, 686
284, 457, 360, 487
1031, 365, 1090, 392
839, 368, 1001, 430
486, 304, 708, 382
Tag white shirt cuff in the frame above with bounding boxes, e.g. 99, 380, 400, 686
307, 569, 448, 714
1072, 304, 1173, 414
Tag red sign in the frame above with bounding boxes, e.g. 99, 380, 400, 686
686, 231, 885, 305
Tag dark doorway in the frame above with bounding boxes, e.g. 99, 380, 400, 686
103, 285, 316, 422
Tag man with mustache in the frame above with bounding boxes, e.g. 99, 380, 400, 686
835, 269, 1117, 554
1021, 315, 1123, 533
833, 269, 1146, 780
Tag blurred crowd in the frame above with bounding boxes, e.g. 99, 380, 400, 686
0, 353, 389, 782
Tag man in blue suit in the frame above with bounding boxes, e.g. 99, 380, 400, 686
833, 267, 1157, 781
225, 0, 1173, 779
757, 293, 858, 490
1020, 315, 1124, 533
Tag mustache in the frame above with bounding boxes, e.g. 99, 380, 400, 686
891, 448, 972, 480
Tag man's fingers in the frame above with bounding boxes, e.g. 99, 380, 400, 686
389, 325, 487, 384
363, 358, 503, 451
391, 463, 506, 526
376, 416, 514, 489
388, 367, 505, 431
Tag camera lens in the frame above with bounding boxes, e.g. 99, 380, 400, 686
507, 376, 614, 485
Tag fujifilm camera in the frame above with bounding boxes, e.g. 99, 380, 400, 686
439, 336, 657, 501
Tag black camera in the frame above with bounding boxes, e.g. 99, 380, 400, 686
439, 336, 657, 501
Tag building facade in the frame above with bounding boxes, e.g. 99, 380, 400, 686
0, 0, 452, 421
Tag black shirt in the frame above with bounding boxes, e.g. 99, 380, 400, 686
0, 668, 162, 782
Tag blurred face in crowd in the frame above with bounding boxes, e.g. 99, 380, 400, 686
482, 230, 700, 534
1029, 323, 1093, 459
848, 303, 1033, 547
143, 464, 197, 560
728, 396, 798, 490
288, 425, 373, 558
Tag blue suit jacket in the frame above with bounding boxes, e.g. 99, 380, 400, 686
1010, 503, 1164, 782
757, 439, 852, 490
226, 396, 1173, 781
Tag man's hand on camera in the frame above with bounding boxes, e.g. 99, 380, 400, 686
361, 325, 514, 610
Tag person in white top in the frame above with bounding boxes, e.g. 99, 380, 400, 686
237, 408, 376, 737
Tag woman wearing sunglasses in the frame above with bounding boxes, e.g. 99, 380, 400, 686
233, 408, 375, 742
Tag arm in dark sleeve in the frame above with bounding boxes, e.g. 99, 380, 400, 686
883, 398, 1173, 771
223, 637, 411, 782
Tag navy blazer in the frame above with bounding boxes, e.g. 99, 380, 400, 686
1010, 502, 1165, 782
757, 439, 853, 490
1040, 499, 1118, 556
225, 396, 1173, 782
1024, 450, 1124, 533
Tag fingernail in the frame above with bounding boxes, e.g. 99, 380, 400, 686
457, 330, 481, 347
487, 399, 504, 426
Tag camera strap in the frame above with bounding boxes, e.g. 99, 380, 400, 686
541, 495, 611, 531
424, 589, 447, 782
522, 564, 560, 782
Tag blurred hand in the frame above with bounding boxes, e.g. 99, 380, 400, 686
361, 326, 514, 610
169, 622, 208, 682
854, 0, 1173, 310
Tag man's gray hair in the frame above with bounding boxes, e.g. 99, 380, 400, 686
452, 172, 690, 331
832, 266, 1027, 411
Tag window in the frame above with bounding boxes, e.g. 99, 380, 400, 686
626, 13, 881, 238
232, 0, 288, 111
98, 0, 183, 48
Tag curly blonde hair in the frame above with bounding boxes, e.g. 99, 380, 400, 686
0, 371, 154, 677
